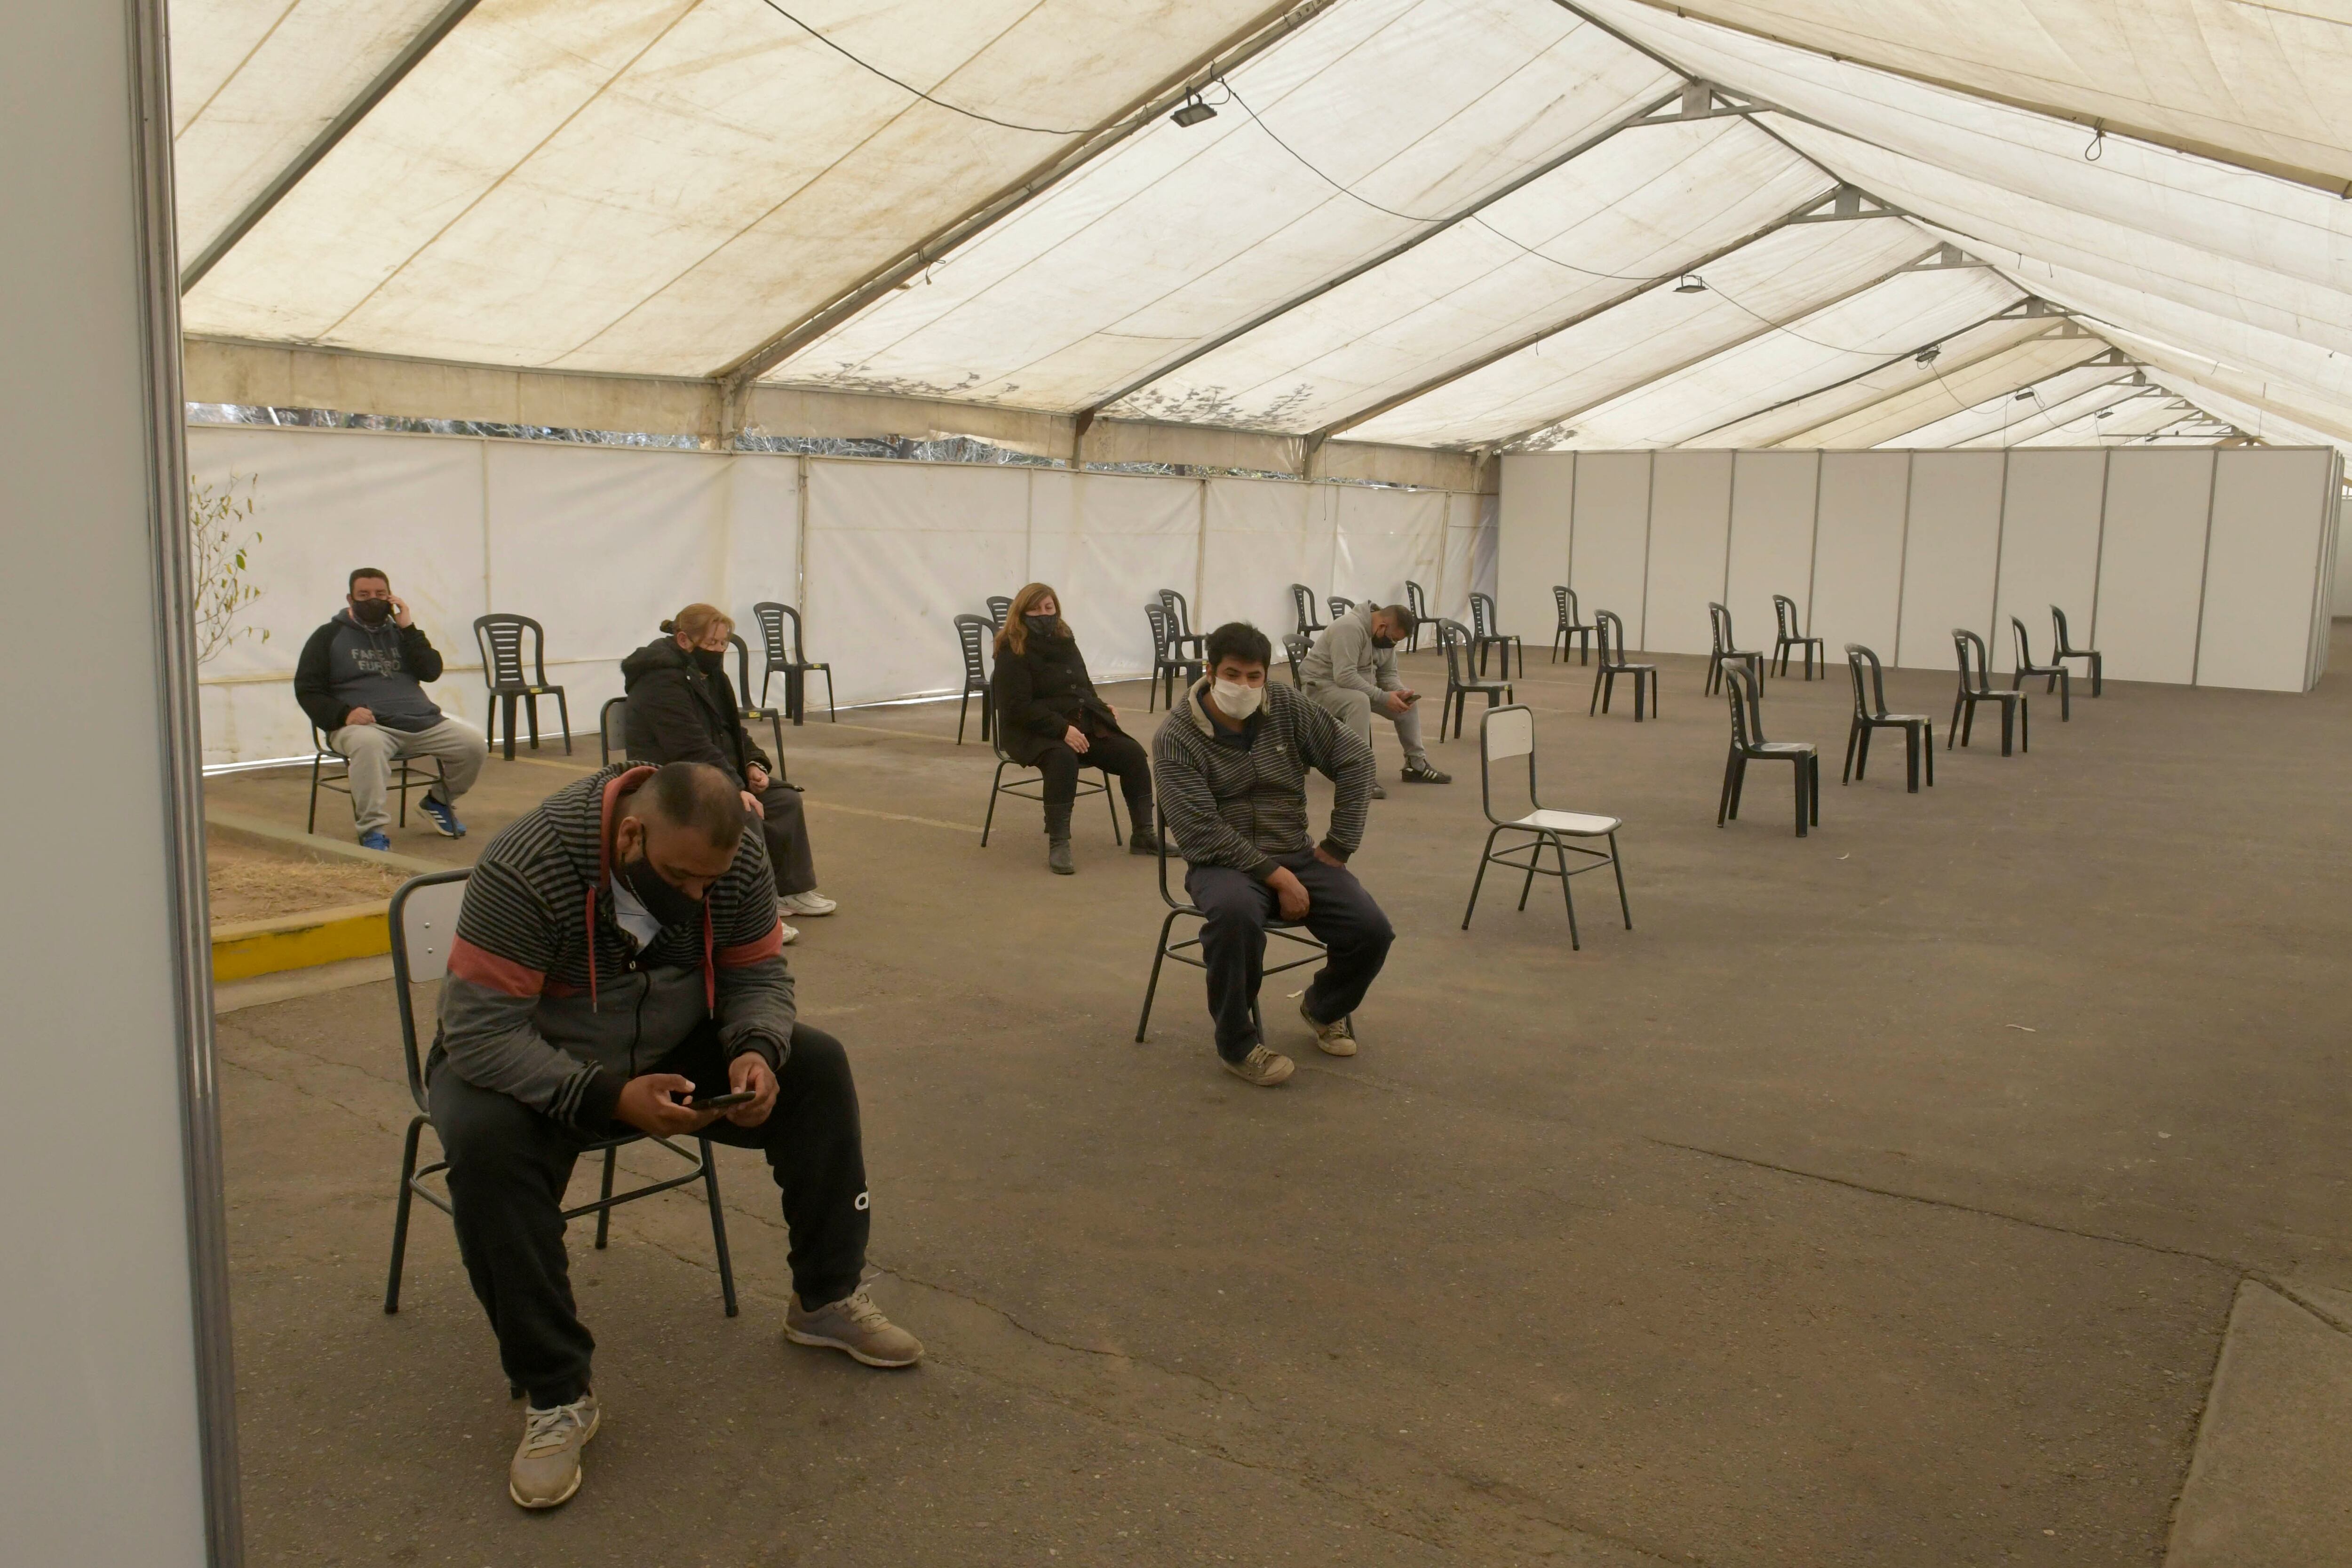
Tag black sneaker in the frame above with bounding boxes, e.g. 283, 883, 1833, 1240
1400, 761, 1451, 785
1369, 781, 1388, 800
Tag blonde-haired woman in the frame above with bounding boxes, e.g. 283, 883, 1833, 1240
621, 604, 835, 937
991, 582, 1157, 874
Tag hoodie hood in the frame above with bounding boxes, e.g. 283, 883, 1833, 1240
621, 635, 692, 688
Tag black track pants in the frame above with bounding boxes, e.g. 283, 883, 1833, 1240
1184, 853, 1394, 1062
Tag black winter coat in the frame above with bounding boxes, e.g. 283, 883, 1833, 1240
991, 631, 1124, 766
619, 637, 772, 788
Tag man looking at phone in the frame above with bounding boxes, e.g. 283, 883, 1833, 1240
293, 567, 488, 848
1152, 623, 1391, 1086
433, 760, 920, 1511
1299, 600, 1449, 797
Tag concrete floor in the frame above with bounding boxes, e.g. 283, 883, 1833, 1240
210, 630, 2352, 1566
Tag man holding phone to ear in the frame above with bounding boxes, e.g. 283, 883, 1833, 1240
431, 760, 920, 1512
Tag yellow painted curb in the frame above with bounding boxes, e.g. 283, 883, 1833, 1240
211, 900, 391, 983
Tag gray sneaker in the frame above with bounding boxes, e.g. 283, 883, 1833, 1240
509, 1391, 599, 1510
1222, 1044, 1296, 1086
1301, 998, 1357, 1057
786, 1288, 924, 1368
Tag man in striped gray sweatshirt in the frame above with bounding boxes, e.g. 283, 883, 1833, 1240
1152, 622, 1392, 1086
431, 761, 919, 1511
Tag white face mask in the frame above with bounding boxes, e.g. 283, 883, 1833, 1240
1211, 677, 1263, 719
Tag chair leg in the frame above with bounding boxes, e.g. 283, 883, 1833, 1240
1591, 667, 1606, 716
1999, 701, 2013, 757
1552, 835, 1581, 951
1924, 723, 1935, 786
1949, 694, 1962, 748
593, 1147, 620, 1247
1718, 748, 1740, 826
822, 669, 835, 723
1515, 836, 1541, 911
2058, 670, 2070, 722
1135, 909, 1184, 1042
2090, 655, 2102, 697
1706, 659, 1720, 696
2019, 698, 2029, 754
1729, 753, 1748, 819
1608, 833, 1631, 929
384, 1115, 425, 1314
524, 693, 542, 752
699, 1136, 739, 1318
767, 712, 787, 773
1462, 827, 1505, 930
555, 690, 572, 754
957, 691, 970, 745
1103, 772, 1123, 845
980, 762, 1010, 847
1855, 724, 1871, 782
1904, 725, 1919, 793
1793, 757, 1806, 837
309, 755, 324, 834
501, 694, 519, 760
1810, 756, 1820, 827
1843, 717, 1861, 784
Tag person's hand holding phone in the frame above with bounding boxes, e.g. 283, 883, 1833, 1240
1385, 690, 1418, 715
390, 593, 413, 629
615, 1073, 720, 1136
723, 1052, 777, 1127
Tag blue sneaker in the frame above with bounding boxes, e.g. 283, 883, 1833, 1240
418, 796, 467, 838
359, 831, 393, 852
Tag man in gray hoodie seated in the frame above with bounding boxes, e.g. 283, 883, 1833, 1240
1298, 600, 1450, 799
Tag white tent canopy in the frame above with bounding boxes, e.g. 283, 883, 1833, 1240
169, 0, 2352, 459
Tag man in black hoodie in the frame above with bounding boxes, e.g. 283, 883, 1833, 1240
294, 567, 487, 849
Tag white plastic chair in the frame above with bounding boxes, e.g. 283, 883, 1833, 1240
1461, 706, 1630, 948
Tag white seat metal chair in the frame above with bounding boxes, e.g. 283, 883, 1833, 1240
1461, 705, 1630, 948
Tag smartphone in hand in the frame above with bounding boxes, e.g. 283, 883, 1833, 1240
685, 1090, 755, 1112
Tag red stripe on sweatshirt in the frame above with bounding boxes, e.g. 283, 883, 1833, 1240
447, 936, 547, 997
715, 922, 785, 968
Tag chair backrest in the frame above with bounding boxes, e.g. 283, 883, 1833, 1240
1470, 591, 1498, 638
750, 602, 799, 670
1477, 704, 1538, 827
953, 614, 991, 686
1723, 661, 1767, 749
1436, 618, 1475, 685
1283, 631, 1311, 686
1144, 599, 1170, 657
598, 695, 631, 766
1552, 584, 1578, 630
1158, 588, 1192, 637
473, 613, 542, 687
1844, 643, 1889, 720
985, 595, 1012, 631
1773, 594, 1801, 641
2010, 616, 2040, 670
389, 868, 471, 1110
2050, 604, 2083, 654
1708, 601, 1733, 657
1405, 580, 1429, 621
1328, 595, 1354, 620
728, 633, 760, 709
1953, 628, 1994, 692
1594, 609, 1629, 667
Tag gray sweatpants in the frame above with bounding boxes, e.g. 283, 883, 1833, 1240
329, 716, 488, 835
1303, 683, 1427, 766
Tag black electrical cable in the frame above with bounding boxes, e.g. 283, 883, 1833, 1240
753, 0, 1091, 135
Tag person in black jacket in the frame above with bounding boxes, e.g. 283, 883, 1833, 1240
294, 566, 487, 849
621, 605, 835, 940
991, 581, 1157, 875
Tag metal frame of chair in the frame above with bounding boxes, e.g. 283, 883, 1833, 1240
2050, 605, 2103, 697
1146, 600, 1203, 712
1718, 662, 1818, 837
1705, 602, 1765, 696
1461, 705, 1629, 947
1436, 617, 1512, 740
952, 614, 993, 744
1403, 581, 1430, 651
1841, 644, 1933, 791
307, 723, 442, 835
750, 601, 835, 725
1290, 584, 1327, 638
978, 724, 1124, 848
1588, 610, 1658, 721
473, 613, 572, 761
1772, 595, 1824, 680
1550, 585, 1594, 665
1952, 628, 2028, 755
1134, 799, 1327, 1044
1468, 591, 1524, 679
2010, 616, 2073, 721
382, 869, 737, 1328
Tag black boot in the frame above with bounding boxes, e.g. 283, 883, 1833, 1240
1126, 796, 1161, 856
1044, 803, 1075, 875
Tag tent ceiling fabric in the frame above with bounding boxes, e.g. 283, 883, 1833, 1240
166, 0, 2352, 457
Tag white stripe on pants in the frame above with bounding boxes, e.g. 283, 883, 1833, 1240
329, 717, 487, 835
1303, 683, 1426, 765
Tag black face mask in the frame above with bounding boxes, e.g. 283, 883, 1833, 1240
352, 597, 393, 627
691, 647, 726, 675
1370, 634, 1396, 650
618, 845, 705, 930
1024, 614, 1058, 639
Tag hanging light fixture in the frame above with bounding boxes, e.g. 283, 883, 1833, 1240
1915, 345, 1941, 366
1171, 92, 1216, 127
1674, 274, 1707, 294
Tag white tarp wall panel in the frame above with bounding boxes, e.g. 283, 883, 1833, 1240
1331, 485, 1448, 613
2196, 448, 2337, 692
1201, 479, 1325, 644
1568, 452, 1653, 647
1028, 470, 1201, 681
1434, 494, 1477, 626
804, 461, 1031, 707
1809, 451, 1909, 661
723, 449, 805, 624
2094, 448, 2212, 685
1892, 451, 2002, 668
189, 425, 490, 766
1989, 450, 2105, 677
1498, 455, 1573, 656
1724, 450, 1818, 649
1643, 451, 1732, 655
2334, 499, 2352, 617
484, 442, 738, 734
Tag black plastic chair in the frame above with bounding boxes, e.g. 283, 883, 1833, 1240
731, 632, 787, 773
307, 724, 441, 835
2050, 605, 2103, 697
952, 613, 993, 745
1290, 584, 1327, 638
1461, 705, 1629, 947
1158, 588, 1208, 662
383, 870, 737, 1327
1328, 595, 1355, 621
2010, 617, 2073, 721
1134, 797, 1327, 1044
1403, 581, 1430, 651
1705, 602, 1764, 696
1284, 630, 1311, 687
1718, 662, 1817, 837
473, 613, 571, 761
1468, 591, 1523, 680
751, 601, 835, 725
1436, 617, 1512, 740
1842, 644, 1933, 791
985, 595, 1012, 635
1951, 628, 2027, 755
1551, 585, 1594, 665
1146, 600, 1203, 712
979, 721, 1122, 849
597, 696, 630, 768
1772, 595, 1824, 680
1588, 610, 1658, 721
